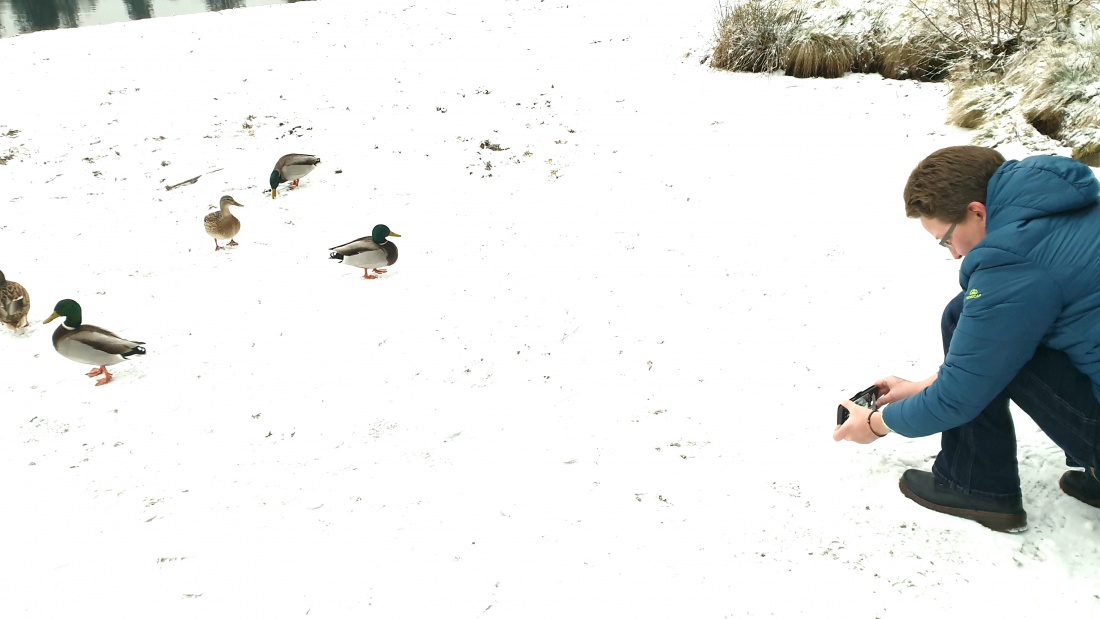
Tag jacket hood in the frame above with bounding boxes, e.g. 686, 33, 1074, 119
985, 156, 1100, 232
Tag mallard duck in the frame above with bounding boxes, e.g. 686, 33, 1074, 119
329, 224, 401, 279
44, 299, 146, 386
269, 154, 320, 199
204, 195, 244, 251
0, 269, 30, 329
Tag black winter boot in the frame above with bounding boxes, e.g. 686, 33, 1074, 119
899, 469, 1027, 533
1058, 470, 1100, 508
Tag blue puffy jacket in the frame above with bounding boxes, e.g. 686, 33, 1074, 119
884, 155, 1100, 437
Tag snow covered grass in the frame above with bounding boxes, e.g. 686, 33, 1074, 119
711, 0, 1100, 159
709, 0, 962, 80
956, 34, 1100, 163
1, 0, 1098, 616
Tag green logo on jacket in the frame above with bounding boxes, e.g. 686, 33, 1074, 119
965, 288, 982, 300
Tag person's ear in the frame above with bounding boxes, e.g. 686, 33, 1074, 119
968, 201, 987, 220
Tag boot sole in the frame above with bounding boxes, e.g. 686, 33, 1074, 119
899, 478, 1027, 533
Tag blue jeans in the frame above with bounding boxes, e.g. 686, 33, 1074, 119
935, 292, 1100, 497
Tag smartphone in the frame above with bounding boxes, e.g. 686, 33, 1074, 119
837, 385, 879, 425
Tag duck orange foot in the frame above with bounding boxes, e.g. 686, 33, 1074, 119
87, 366, 113, 386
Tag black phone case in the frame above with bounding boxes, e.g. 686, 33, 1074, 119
837, 385, 879, 425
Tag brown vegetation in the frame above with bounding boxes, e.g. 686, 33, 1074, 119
710, 0, 1100, 161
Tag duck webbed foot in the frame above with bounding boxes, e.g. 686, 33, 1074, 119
88, 366, 113, 385
228, 240, 239, 246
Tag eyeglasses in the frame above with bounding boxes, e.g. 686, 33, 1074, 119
938, 222, 958, 248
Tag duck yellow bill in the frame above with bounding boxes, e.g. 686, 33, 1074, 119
271, 188, 277, 199
44, 311, 60, 324
389, 231, 402, 237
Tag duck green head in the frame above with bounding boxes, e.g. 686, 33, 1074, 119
372, 224, 401, 244
44, 299, 82, 328
269, 170, 283, 198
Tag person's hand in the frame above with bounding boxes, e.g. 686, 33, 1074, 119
832, 400, 882, 444
874, 375, 924, 406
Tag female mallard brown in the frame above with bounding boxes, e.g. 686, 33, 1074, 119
204, 195, 244, 251
0, 269, 30, 329
44, 299, 146, 386
329, 224, 400, 279
269, 154, 321, 199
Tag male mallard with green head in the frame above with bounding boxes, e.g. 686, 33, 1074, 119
204, 195, 245, 251
329, 224, 401, 279
0, 269, 30, 330
269, 154, 320, 199
44, 299, 146, 386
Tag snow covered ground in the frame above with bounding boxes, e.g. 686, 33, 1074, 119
1, 0, 1097, 616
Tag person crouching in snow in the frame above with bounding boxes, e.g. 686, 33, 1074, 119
835, 145, 1100, 532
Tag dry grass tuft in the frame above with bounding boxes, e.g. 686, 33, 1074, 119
786, 32, 856, 78
879, 31, 961, 81
945, 58, 1020, 129
947, 80, 1008, 129
850, 25, 886, 74
1072, 143, 1100, 166
711, 0, 805, 73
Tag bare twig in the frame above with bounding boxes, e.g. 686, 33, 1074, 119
908, 0, 1037, 58
165, 175, 201, 191
165, 168, 223, 191
906, 0, 965, 48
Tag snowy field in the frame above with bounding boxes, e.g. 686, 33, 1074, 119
1, 0, 1097, 616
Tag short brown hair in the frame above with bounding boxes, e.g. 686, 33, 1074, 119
903, 146, 1006, 221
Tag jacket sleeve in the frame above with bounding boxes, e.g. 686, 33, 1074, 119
882, 259, 1062, 437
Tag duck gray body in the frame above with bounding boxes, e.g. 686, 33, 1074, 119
44, 299, 145, 386
270, 154, 321, 198
274, 154, 321, 183
329, 224, 401, 279
0, 269, 30, 329
52, 323, 145, 368
330, 237, 399, 269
